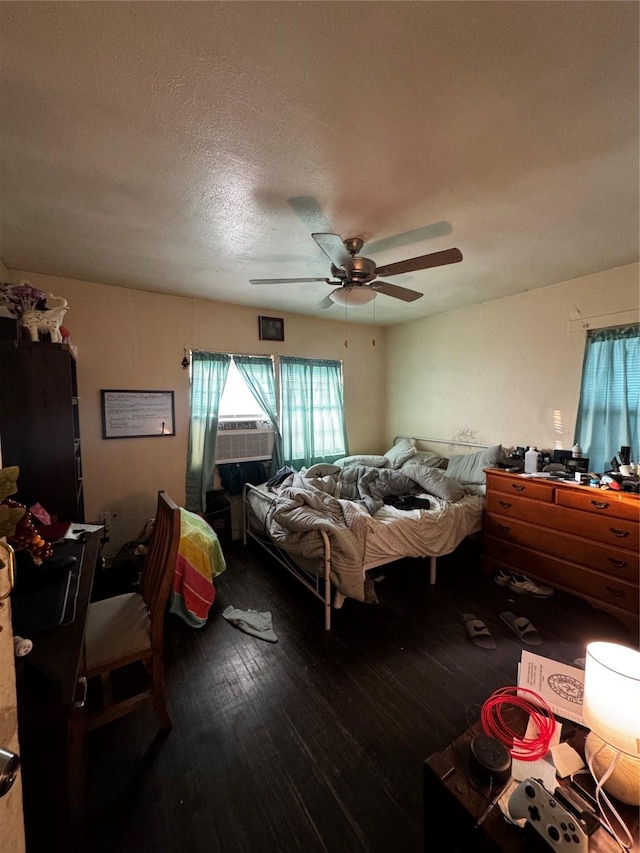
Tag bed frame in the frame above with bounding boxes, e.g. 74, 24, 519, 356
242, 436, 490, 630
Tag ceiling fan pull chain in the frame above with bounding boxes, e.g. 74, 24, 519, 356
372, 300, 376, 347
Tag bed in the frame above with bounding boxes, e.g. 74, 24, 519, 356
242, 437, 505, 629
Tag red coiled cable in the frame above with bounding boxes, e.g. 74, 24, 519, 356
480, 686, 556, 761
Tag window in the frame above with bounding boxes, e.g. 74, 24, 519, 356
218, 360, 267, 419
280, 356, 347, 467
575, 324, 639, 472
186, 350, 347, 510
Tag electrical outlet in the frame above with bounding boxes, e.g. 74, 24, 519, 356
98, 512, 110, 538
111, 505, 121, 524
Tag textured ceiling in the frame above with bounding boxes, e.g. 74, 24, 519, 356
0, 1, 638, 325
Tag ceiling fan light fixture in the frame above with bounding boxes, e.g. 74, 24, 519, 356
330, 287, 376, 307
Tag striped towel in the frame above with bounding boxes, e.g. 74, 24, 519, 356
169, 509, 226, 627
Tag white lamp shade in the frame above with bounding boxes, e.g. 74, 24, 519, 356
583, 642, 640, 756
330, 286, 376, 307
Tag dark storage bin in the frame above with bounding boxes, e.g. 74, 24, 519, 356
203, 489, 231, 546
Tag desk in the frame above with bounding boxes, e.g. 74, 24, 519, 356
424, 715, 639, 852
15, 532, 100, 853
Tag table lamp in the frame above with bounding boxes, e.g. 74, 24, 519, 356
582, 641, 640, 806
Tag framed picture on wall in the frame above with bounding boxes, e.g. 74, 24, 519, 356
258, 316, 284, 342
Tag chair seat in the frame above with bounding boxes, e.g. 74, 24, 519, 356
85, 592, 151, 673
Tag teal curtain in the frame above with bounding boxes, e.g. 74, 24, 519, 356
233, 355, 283, 474
280, 356, 348, 468
575, 325, 639, 472
185, 351, 231, 511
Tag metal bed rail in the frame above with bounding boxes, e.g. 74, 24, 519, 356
242, 482, 333, 630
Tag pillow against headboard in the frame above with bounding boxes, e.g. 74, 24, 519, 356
383, 438, 417, 469
400, 450, 443, 469
445, 445, 504, 485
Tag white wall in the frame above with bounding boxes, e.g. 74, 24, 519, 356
386, 264, 639, 452
11, 271, 387, 556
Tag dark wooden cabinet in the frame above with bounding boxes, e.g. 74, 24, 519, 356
0, 340, 84, 522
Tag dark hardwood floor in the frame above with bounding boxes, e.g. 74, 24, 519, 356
84, 536, 635, 853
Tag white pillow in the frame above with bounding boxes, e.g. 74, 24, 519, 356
445, 445, 504, 484
400, 450, 443, 469
384, 439, 417, 469
334, 455, 388, 468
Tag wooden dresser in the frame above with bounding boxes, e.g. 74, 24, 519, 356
483, 469, 639, 629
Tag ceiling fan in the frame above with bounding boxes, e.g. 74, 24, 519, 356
250, 233, 463, 309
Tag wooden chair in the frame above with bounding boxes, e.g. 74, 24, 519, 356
84, 490, 181, 731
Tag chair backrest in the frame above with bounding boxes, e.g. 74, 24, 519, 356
139, 490, 181, 646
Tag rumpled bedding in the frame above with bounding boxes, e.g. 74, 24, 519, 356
246, 465, 484, 603
170, 509, 227, 627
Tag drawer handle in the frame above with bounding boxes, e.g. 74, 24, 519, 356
607, 557, 628, 568
605, 586, 625, 598
74, 676, 88, 709
510, 484, 525, 492
498, 501, 512, 509
610, 528, 630, 539
591, 500, 610, 509
498, 524, 511, 533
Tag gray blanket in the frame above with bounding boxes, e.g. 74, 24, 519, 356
262, 465, 467, 602
299, 463, 466, 508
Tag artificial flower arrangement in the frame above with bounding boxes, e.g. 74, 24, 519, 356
0, 466, 53, 565
0, 281, 47, 318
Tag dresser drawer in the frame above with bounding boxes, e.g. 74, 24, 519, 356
555, 488, 640, 523
485, 471, 554, 502
486, 493, 639, 552
486, 492, 552, 524
485, 514, 639, 582
484, 538, 639, 615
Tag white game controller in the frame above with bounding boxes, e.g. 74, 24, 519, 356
508, 777, 589, 852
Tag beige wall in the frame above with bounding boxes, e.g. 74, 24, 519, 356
13, 271, 387, 556
9, 263, 639, 555
386, 263, 639, 452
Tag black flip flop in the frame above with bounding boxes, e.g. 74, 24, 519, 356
462, 613, 496, 649
500, 611, 541, 645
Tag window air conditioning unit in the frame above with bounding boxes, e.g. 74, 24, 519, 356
216, 419, 274, 463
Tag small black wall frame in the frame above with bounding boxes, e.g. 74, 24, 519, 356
258, 316, 284, 341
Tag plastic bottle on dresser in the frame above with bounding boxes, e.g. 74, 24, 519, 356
524, 447, 539, 474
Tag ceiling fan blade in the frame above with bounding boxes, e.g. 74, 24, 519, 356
375, 247, 463, 278
371, 281, 424, 302
250, 277, 333, 285
314, 294, 335, 310
311, 233, 354, 270
365, 221, 452, 255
